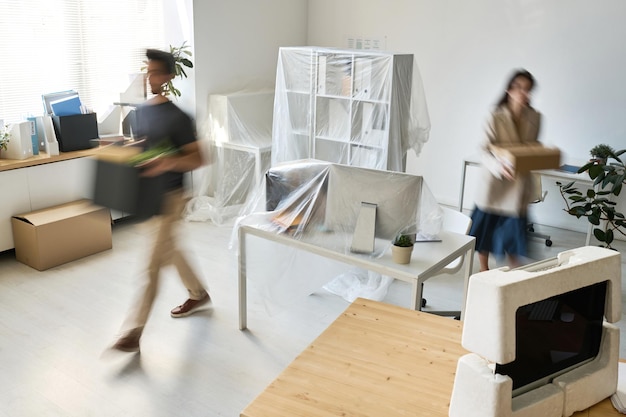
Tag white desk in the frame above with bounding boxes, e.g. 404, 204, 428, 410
458, 154, 595, 243
237, 225, 475, 330
216, 141, 271, 187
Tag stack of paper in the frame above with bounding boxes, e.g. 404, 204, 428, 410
610, 361, 626, 413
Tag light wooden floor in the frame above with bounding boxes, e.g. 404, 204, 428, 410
0, 215, 624, 416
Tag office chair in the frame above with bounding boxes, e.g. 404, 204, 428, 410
527, 173, 552, 247
421, 206, 472, 319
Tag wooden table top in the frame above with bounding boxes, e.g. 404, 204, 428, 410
0, 149, 95, 172
0, 136, 125, 172
572, 398, 622, 416
241, 298, 620, 417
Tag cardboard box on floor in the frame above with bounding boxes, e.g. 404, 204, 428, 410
11, 200, 112, 271
489, 144, 561, 173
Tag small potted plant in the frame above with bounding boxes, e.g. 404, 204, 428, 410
0, 124, 11, 157
589, 144, 615, 165
391, 233, 414, 264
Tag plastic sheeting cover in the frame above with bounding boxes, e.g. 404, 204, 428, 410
232, 159, 443, 309
185, 91, 274, 224
271, 46, 430, 172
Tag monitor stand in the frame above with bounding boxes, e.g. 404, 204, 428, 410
350, 202, 377, 254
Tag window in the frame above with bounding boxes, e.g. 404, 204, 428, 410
0, 0, 165, 124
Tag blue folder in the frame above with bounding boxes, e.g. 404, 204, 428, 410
50, 95, 82, 116
559, 164, 582, 173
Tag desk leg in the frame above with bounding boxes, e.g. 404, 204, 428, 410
238, 227, 248, 330
459, 161, 469, 212
459, 246, 474, 321
411, 280, 423, 311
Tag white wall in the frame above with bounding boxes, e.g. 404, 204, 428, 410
163, 0, 196, 117
184, 1, 625, 233
306, 0, 626, 216
192, 0, 308, 137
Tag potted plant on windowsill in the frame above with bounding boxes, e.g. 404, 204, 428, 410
391, 233, 414, 264
558, 144, 626, 250
0, 124, 11, 157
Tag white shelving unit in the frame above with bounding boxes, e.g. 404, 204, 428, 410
272, 47, 414, 171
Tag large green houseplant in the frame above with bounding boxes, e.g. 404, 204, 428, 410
558, 144, 626, 249
143, 41, 194, 98
164, 41, 193, 98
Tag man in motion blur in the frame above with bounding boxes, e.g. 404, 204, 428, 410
111, 48, 210, 353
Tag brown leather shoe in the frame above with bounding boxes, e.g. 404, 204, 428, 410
111, 327, 143, 353
170, 294, 211, 318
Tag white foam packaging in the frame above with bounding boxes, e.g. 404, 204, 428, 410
449, 246, 622, 417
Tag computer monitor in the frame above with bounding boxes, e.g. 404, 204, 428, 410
324, 164, 423, 241
495, 279, 608, 397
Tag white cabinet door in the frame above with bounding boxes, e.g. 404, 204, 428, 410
0, 169, 31, 251
0, 156, 117, 251
27, 158, 95, 211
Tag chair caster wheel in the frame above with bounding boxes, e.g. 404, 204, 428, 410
421, 298, 427, 308
546, 239, 552, 247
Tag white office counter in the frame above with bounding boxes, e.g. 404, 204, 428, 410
457, 154, 604, 243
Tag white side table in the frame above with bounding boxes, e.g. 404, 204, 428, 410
216, 141, 272, 188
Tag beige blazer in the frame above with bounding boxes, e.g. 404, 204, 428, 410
474, 105, 542, 216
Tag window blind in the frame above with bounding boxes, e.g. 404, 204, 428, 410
0, 0, 165, 124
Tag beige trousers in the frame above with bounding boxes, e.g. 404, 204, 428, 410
122, 189, 207, 332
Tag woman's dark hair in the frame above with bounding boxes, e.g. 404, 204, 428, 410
146, 49, 176, 75
496, 69, 535, 108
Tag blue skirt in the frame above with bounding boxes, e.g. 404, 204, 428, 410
469, 207, 528, 258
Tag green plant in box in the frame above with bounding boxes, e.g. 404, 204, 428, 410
127, 138, 178, 167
